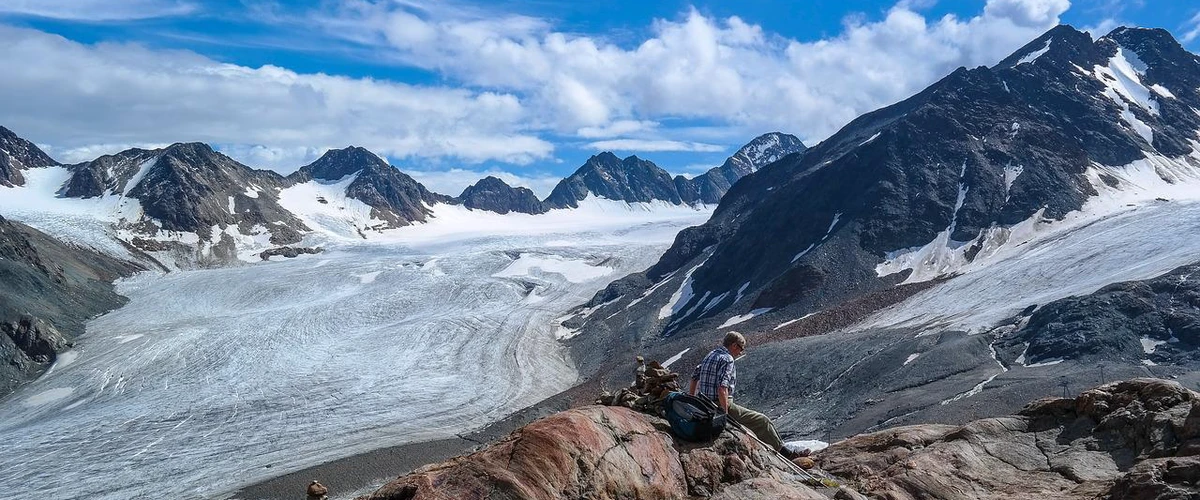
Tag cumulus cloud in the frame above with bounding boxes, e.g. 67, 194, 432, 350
576, 120, 659, 139
586, 139, 725, 153
0, 0, 197, 21
0, 25, 552, 169
309, 0, 1072, 142
0, 0, 1078, 172
1182, 12, 1200, 44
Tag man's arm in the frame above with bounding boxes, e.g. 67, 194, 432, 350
717, 386, 729, 413
688, 378, 698, 396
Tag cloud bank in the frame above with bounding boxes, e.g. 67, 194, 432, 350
0, 0, 1073, 181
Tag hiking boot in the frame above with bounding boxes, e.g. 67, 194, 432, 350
780, 446, 804, 460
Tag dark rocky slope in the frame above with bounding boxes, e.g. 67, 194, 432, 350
0, 125, 58, 187
0, 215, 142, 396
287, 146, 451, 228
569, 25, 1200, 350
456, 176, 546, 214
61, 148, 159, 198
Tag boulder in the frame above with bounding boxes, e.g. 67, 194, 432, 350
357, 405, 830, 500
817, 378, 1200, 499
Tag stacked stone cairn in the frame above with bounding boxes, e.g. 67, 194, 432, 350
597, 356, 680, 415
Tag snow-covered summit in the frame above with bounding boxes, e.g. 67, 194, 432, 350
730, 132, 807, 173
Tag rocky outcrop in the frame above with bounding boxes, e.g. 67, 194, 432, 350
259, 246, 323, 260
358, 405, 830, 500
0, 125, 58, 187
818, 378, 1200, 499
1000, 262, 1200, 366
288, 147, 451, 228
0, 215, 142, 396
457, 176, 546, 214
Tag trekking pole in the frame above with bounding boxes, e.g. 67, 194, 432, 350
695, 394, 831, 486
723, 417, 829, 485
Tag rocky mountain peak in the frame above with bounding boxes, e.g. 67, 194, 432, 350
457, 176, 547, 215
733, 132, 807, 172
543, 152, 681, 208
995, 24, 1097, 69
296, 146, 388, 182
0, 126, 58, 187
674, 132, 806, 206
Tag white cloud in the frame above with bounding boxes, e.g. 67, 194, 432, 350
0, 25, 552, 167
215, 144, 327, 174
38, 142, 170, 164
0, 0, 1078, 172
586, 139, 725, 153
1182, 12, 1200, 44
1082, 18, 1121, 39
576, 120, 659, 139
405, 168, 563, 198
0, 0, 197, 21
311, 0, 1072, 142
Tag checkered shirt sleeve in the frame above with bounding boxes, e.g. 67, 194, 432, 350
691, 347, 736, 400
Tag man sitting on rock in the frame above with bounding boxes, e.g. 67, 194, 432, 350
689, 331, 795, 458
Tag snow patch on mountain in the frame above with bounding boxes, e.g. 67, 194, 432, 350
278, 173, 382, 239
859, 151, 1200, 334
0, 166, 143, 259
742, 134, 783, 168
876, 163, 972, 282
1096, 46, 1158, 116
659, 251, 713, 321
1016, 39, 1052, 65
123, 156, 159, 196
717, 308, 772, 329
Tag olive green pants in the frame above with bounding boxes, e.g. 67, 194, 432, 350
728, 401, 784, 450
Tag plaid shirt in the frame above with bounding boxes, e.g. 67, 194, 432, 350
691, 346, 736, 400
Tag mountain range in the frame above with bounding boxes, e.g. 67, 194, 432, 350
0, 128, 803, 395
0, 127, 802, 269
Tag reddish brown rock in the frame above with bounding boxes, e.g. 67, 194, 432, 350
817, 378, 1200, 500
357, 405, 830, 500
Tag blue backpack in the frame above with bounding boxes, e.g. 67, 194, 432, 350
664, 392, 727, 441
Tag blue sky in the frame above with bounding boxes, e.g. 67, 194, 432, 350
0, 0, 1197, 196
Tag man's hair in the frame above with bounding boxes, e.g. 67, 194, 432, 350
722, 331, 746, 349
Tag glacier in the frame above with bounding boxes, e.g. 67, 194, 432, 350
0, 197, 712, 499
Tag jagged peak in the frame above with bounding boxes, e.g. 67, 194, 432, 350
589, 151, 621, 162
298, 145, 391, 181
463, 175, 513, 192
0, 125, 60, 169
995, 24, 1094, 69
